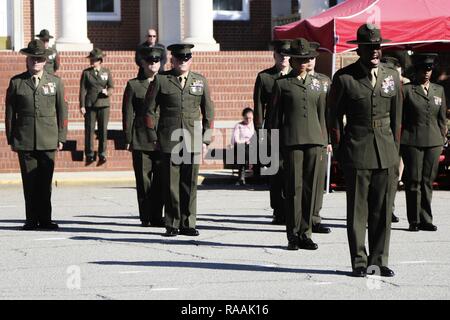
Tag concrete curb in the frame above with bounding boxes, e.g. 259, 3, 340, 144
0, 170, 244, 187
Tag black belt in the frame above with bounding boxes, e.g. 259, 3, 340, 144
349, 117, 390, 128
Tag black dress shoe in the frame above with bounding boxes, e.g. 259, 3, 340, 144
312, 223, 331, 234
298, 235, 318, 250
352, 267, 367, 277
141, 221, 151, 227
419, 222, 437, 231
85, 156, 95, 164
371, 266, 395, 277
271, 216, 285, 225
179, 228, 200, 236
150, 218, 166, 227
408, 223, 420, 232
22, 222, 39, 231
392, 213, 400, 223
98, 156, 107, 165
163, 227, 179, 237
38, 222, 59, 230
287, 240, 299, 251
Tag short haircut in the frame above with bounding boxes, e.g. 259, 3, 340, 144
242, 107, 254, 117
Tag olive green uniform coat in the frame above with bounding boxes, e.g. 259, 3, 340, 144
144, 70, 214, 229
44, 47, 60, 75
328, 60, 402, 269
400, 82, 447, 225
267, 72, 327, 241
253, 65, 290, 221
310, 72, 331, 227
79, 66, 114, 157
122, 76, 163, 224
5, 70, 68, 224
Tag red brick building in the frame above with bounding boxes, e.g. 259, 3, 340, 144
0, 0, 344, 173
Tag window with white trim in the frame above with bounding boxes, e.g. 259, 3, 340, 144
213, 0, 250, 21
87, 0, 121, 21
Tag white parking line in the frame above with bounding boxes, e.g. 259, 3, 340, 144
151, 288, 179, 291
119, 271, 152, 274
315, 282, 334, 285
399, 260, 428, 264
34, 237, 67, 241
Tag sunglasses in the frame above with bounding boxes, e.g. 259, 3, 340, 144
173, 54, 192, 61
420, 64, 433, 71
144, 57, 161, 63
147, 35, 157, 38
30, 56, 47, 63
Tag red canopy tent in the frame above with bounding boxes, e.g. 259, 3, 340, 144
273, 0, 450, 53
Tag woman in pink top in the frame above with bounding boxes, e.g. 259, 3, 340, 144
232, 108, 255, 185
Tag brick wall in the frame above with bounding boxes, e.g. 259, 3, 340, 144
213, 0, 272, 50
0, 50, 274, 173
23, 0, 34, 45
87, 0, 141, 51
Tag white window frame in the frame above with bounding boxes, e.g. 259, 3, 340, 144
213, 0, 250, 21
87, 0, 121, 22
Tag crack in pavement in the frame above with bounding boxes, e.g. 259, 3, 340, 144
10, 248, 28, 257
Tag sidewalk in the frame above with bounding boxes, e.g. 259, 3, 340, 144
0, 169, 250, 187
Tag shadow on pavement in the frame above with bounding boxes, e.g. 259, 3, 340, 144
71, 235, 287, 250
322, 217, 347, 222
0, 219, 162, 236
198, 183, 269, 191
199, 213, 272, 219
90, 260, 350, 276
74, 215, 138, 219
196, 217, 275, 225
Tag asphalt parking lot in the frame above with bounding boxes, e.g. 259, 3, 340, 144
0, 181, 449, 300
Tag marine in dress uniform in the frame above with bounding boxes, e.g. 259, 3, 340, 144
36, 29, 60, 75
400, 53, 447, 232
253, 39, 291, 225
5, 40, 68, 231
306, 41, 332, 234
79, 48, 114, 164
123, 47, 165, 228
328, 24, 402, 277
267, 38, 326, 251
144, 43, 214, 237
381, 54, 410, 224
